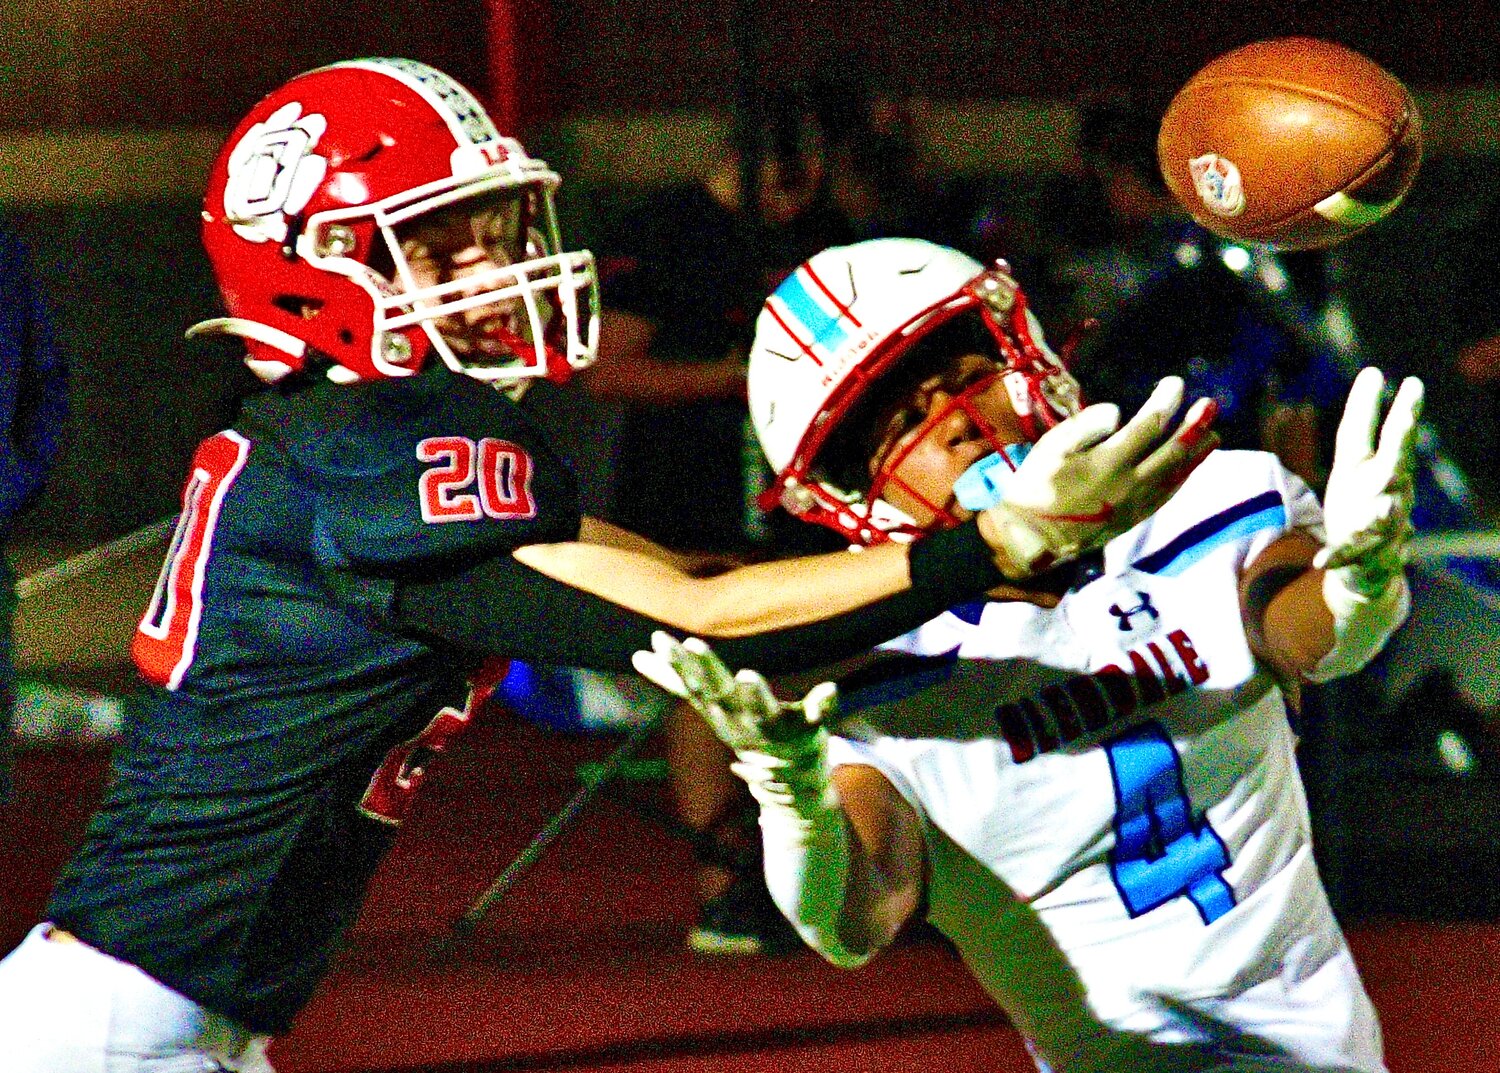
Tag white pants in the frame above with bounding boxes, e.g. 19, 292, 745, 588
0, 924, 275, 1072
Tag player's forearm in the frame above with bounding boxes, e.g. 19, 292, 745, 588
391, 523, 999, 676
828, 763, 925, 956
749, 756, 897, 967
1244, 532, 1410, 683
629, 637, 924, 961
515, 540, 905, 636
1262, 568, 1409, 683
516, 516, 1003, 639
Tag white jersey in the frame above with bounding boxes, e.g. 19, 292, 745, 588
826, 450, 1385, 1073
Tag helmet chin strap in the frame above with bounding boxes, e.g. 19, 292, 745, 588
186, 317, 308, 358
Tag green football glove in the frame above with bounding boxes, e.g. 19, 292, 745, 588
631, 631, 837, 760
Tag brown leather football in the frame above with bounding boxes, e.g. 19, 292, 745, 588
1157, 37, 1422, 250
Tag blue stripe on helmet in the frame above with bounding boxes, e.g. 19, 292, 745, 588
773, 271, 851, 352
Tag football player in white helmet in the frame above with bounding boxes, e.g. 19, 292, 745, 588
637, 237, 1423, 1073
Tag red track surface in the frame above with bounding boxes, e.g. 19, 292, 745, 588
3, 719, 1497, 1073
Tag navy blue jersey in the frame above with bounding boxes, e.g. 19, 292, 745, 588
46, 368, 580, 1033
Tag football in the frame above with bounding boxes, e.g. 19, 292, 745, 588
1157, 37, 1422, 250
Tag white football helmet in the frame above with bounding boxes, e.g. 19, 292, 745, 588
748, 237, 1082, 545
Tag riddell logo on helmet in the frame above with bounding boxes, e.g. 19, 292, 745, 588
816, 326, 881, 389
224, 102, 330, 244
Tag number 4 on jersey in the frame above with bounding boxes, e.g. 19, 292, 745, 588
1105, 721, 1236, 923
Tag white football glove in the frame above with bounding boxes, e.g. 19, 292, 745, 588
632, 631, 868, 967
1305, 367, 1422, 683
978, 376, 1220, 579
631, 631, 838, 761
1313, 366, 1424, 596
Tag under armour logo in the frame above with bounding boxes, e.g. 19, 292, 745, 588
1109, 592, 1160, 632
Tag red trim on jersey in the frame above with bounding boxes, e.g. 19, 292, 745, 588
134, 431, 252, 689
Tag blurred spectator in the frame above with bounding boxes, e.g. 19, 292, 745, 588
582, 77, 900, 554
580, 75, 921, 955
814, 73, 930, 243
1031, 94, 1350, 487
1340, 152, 1500, 518
0, 219, 69, 803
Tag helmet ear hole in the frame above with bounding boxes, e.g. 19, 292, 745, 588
271, 295, 324, 319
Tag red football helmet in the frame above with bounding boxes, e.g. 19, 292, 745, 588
191, 58, 599, 387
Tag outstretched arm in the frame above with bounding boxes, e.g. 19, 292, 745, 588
516, 377, 1220, 638
396, 515, 1010, 675
394, 378, 1217, 677
1241, 367, 1422, 684
633, 633, 924, 965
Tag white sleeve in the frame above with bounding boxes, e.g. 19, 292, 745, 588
1245, 454, 1325, 570
732, 739, 875, 969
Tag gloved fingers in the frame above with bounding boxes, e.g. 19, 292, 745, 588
800, 681, 841, 726
632, 631, 688, 697
1028, 401, 1121, 461
1373, 376, 1425, 479
1097, 376, 1186, 468
1117, 397, 1220, 525
730, 668, 782, 729
1332, 367, 1386, 470
673, 636, 737, 704
1131, 395, 1219, 484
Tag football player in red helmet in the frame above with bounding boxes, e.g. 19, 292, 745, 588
187, 56, 597, 389
0, 63, 1217, 1070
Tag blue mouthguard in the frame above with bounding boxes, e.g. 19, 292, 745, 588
952, 444, 1032, 511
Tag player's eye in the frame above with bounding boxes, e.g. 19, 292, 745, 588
475, 208, 518, 253
397, 238, 436, 275
472, 190, 537, 263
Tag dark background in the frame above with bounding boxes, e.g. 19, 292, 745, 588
1, 1, 1497, 545
2, 1, 1496, 132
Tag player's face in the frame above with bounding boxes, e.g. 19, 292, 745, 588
866, 352, 1029, 529
397, 188, 549, 366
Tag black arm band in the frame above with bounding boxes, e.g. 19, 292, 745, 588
907, 517, 1006, 601
390, 520, 1005, 677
